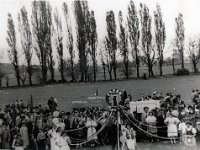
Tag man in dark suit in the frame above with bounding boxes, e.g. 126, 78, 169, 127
157, 110, 167, 138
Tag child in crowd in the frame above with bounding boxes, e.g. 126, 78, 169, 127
125, 133, 136, 150
178, 119, 187, 144
12, 134, 24, 150
183, 122, 197, 147
55, 131, 71, 150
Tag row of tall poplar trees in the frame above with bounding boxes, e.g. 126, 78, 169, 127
6, 0, 186, 87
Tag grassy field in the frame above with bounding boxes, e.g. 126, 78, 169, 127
1, 74, 200, 111
1, 63, 198, 87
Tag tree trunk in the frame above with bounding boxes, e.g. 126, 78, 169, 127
93, 58, 96, 82
159, 60, 163, 76
6, 80, 9, 87
172, 58, 175, 75
109, 67, 112, 81
60, 58, 65, 81
80, 55, 84, 82
193, 62, 198, 73
84, 57, 87, 82
103, 64, 106, 81
181, 52, 185, 69
71, 61, 75, 82
29, 75, 32, 86
125, 61, 129, 79
50, 67, 54, 81
17, 76, 20, 87
50, 55, 54, 81
0, 78, 2, 89
42, 64, 47, 84
148, 66, 151, 77
136, 55, 140, 78
22, 80, 25, 86
27, 64, 33, 86
113, 61, 117, 80
149, 65, 154, 77
15, 66, 21, 87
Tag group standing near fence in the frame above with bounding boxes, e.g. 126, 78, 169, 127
0, 89, 200, 150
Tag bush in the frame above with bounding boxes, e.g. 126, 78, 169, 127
176, 68, 190, 76
58, 79, 67, 83
46, 79, 57, 84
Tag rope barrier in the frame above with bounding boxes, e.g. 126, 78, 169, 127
64, 110, 109, 133
122, 110, 179, 134
65, 126, 86, 133
69, 110, 113, 146
67, 111, 112, 142
122, 109, 182, 140
126, 113, 168, 129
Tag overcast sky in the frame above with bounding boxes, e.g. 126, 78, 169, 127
0, 0, 200, 64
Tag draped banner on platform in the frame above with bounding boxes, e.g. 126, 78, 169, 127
129, 100, 160, 113
72, 96, 106, 108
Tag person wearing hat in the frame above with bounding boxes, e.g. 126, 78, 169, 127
183, 122, 197, 147
164, 112, 180, 144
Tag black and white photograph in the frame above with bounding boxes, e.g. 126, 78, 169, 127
0, 0, 200, 149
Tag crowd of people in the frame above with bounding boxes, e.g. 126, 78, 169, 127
0, 90, 199, 150
0, 97, 119, 150
125, 89, 200, 147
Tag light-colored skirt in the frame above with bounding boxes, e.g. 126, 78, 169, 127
167, 124, 178, 137
14, 146, 24, 150
60, 145, 70, 150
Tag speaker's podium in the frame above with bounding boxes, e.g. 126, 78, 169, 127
106, 89, 122, 110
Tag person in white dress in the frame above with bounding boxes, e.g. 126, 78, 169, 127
125, 133, 136, 150
48, 125, 60, 150
55, 131, 71, 150
164, 113, 180, 144
85, 115, 98, 146
120, 130, 127, 150
183, 122, 197, 147
145, 112, 157, 142
20, 122, 29, 148
178, 119, 187, 144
